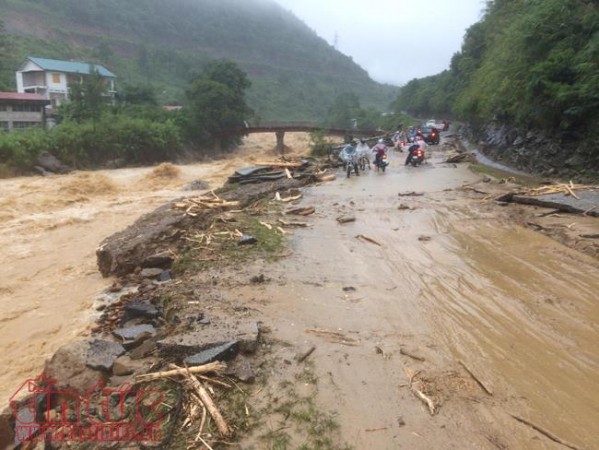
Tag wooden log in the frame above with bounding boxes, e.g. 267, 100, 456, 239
181, 366, 232, 437
399, 348, 425, 362
278, 219, 311, 228
286, 206, 315, 216
510, 414, 582, 450
336, 215, 356, 224
296, 345, 316, 363
135, 361, 227, 382
356, 234, 382, 246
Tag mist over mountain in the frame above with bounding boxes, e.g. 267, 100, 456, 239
0, 0, 397, 120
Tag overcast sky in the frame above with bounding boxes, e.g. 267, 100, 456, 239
274, 0, 486, 86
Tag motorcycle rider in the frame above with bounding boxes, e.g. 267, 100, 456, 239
356, 138, 371, 169
372, 138, 388, 168
405, 135, 427, 165
339, 140, 360, 176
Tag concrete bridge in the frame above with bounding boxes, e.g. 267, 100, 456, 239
219, 121, 379, 153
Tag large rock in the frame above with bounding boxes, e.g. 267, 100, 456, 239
44, 340, 106, 393
96, 201, 195, 277
0, 408, 14, 449
96, 178, 308, 278
157, 321, 261, 361
36, 152, 71, 174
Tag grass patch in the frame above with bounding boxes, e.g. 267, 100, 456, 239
255, 363, 352, 450
173, 212, 287, 276
469, 163, 540, 187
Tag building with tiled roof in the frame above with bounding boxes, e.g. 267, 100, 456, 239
16, 57, 116, 107
0, 92, 50, 132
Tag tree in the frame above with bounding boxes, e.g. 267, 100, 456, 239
0, 17, 13, 90
325, 92, 361, 129
184, 60, 252, 149
60, 68, 109, 123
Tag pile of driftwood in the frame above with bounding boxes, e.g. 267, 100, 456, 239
445, 151, 471, 163
136, 361, 233, 446
174, 191, 240, 216
522, 182, 598, 199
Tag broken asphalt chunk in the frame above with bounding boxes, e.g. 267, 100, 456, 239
112, 324, 156, 348
86, 339, 126, 371
184, 341, 239, 366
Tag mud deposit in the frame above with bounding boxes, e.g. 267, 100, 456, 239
229, 149, 599, 449
1, 134, 598, 450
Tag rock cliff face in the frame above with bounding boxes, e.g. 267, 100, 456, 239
461, 122, 599, 181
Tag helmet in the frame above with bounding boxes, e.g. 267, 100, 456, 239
360, 138, 366, 144
378, 138, 384, 144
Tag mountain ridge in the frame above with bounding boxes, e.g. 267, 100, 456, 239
0, 0, 397, 120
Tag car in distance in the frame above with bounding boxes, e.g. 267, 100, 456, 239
419, 127, 440, 145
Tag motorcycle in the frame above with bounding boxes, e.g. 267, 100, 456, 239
409, 148, 425, 167
375, 153, 389, 172
357, 154, 370, 172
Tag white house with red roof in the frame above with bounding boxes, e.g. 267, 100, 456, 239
0, 92, 51, 132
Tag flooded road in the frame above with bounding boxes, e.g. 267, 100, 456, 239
1, 134, 597, 449
237, 146, 599, 449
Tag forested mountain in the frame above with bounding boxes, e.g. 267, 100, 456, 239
0, 0, 396, 120
390, 0, 599, 178
393, 0, 598, 140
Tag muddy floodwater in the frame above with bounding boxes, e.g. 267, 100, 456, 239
0, 133, 311, 406
1, 135, 598, 450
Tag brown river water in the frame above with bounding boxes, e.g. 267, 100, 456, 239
1, 134, 598, 449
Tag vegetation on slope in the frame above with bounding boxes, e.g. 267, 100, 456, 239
393, 0, 598, 141
0, 0, 397, 120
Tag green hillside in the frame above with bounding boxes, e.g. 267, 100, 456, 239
392, 0, 598, 137
0, 0, 397, 120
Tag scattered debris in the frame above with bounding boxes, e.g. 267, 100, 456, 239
342, 286, 356, 292
336, 215, 356, 224
445, 152, 471, 163
135, 361, 227, 382
174, 196, 240, 216
296, 345, 316, 363
278, 219, 311, 228
356, 234, 382, 246
418, 235, 432, 242
400, 348, 425, 362
404, 368, 438, 416
238, 235, 257, 245
522, 181, 598, 199
398, 191, 424, 197
305, 328, 360, 346
286, 206, 316, 216
459, 185, 489, 195
274, 191, 302, 202
397, 204, 413, 210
